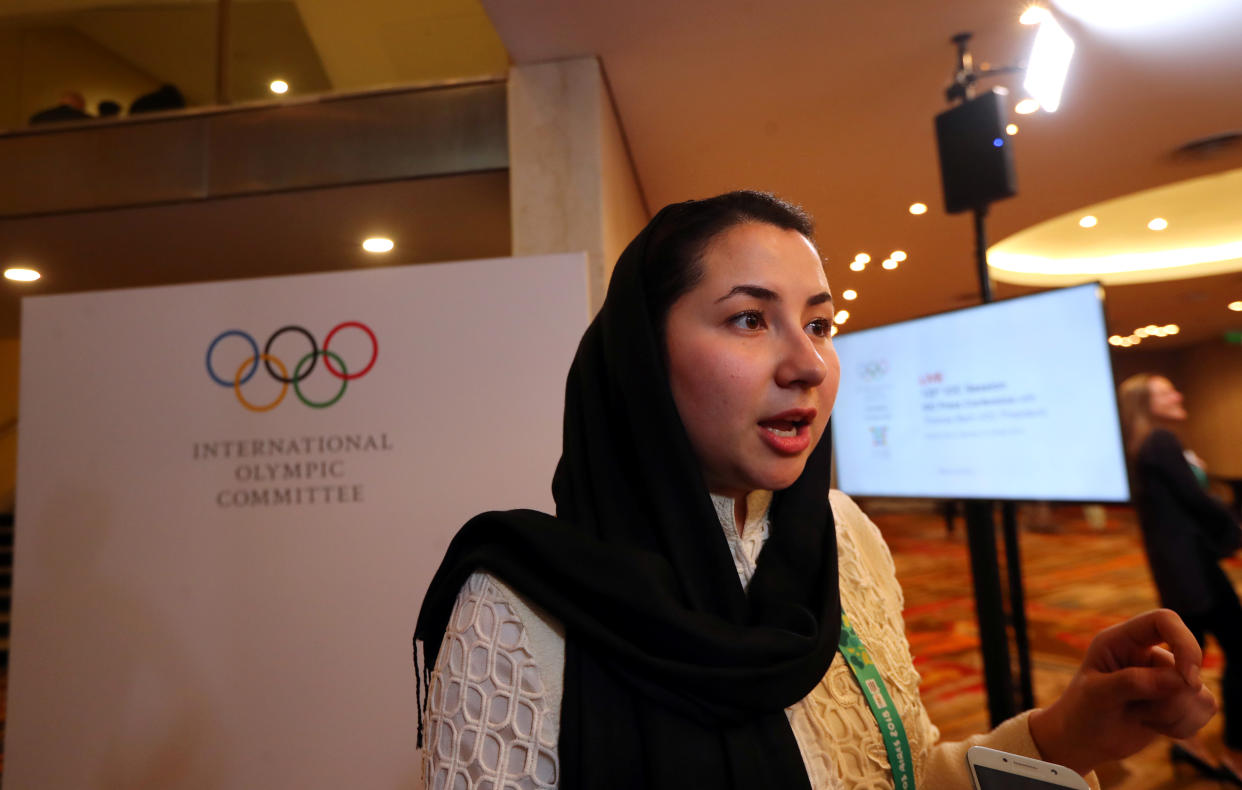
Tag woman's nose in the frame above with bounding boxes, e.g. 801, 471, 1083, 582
775, 330, 827, 388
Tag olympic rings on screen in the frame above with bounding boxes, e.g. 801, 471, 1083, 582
206, 322, 378, 410
859, 359, 889, 381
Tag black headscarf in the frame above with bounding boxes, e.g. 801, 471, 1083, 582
414, 201, 841, 788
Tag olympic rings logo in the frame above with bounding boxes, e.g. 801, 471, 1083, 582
206, 322, 378, 412
859, 359, 889, 381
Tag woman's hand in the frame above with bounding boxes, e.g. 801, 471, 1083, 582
1027, 609, 1217, 776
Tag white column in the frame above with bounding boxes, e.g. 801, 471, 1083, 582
508, 57, 649, 310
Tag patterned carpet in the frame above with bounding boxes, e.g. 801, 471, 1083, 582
874, 502, 1242, 790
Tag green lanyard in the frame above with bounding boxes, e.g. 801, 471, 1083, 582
838, 612, 915, 790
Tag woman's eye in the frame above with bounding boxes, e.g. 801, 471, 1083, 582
729, 311, 765, 331
807, 318, 831, 338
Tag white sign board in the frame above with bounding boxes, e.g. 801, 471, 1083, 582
8, 254, 589, 789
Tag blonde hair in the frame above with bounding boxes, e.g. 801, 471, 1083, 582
1117, 373, 1159, 459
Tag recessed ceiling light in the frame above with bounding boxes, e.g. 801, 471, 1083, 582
1006, 123, 1019, 135
849, 261, 865, 272
1108, 335, 1123, 346
270, 80, 289, 94
1015, 98, 1040, 114
881, 259, 898, 270
4, 266, 40, 282
1164, 324, 1179, 334
890, 250, 907, 262
1229, 301, 1242, 312
842, 289, 858, 301
830, 325, 839, 337
1134, 327, 1149, 338
1020, 5, 1050, 24
1147, 217, 1168, 231
854, 252, 870, 264
908, 203, 928, 215
834, 310, 850, 324
362, 237, 394, 253
1078, 215, 1097, 228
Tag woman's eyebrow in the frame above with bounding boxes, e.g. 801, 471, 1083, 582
715, 285, 833, 306
716, 284, 778, 303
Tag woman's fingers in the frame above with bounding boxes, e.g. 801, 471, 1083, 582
1097, 664, 1188, 702
1091, 610, 1202, 688
1134, 685, 1218, 739
1146, 646, 1176, 669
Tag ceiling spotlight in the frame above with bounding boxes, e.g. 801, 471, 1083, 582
830, 325, 839, 337
908, 203, 928, 215
1014, 98, 1041, 115
1147, 217, 1168, 231
890, 250, 908, 262
849, 261, 866, 272
1229, 301, 1242, 312
1108, 335, 1123, 346
1134, 327, 1149, 338
4, 266, 40, 282
1127, 334, 1141, 344
854, 253, 871, 264
1164, 324, 1179, 334
269, 79, 289, 95
1078, 215, 1097, 228
881, 259, 898, 270
834, 310, 850, 324
842, 289, 858, 301
1023, 13, 1074, 113
1006, 123, 1019, 135
1020, 5, 1051, 24
362, 237, 394, 253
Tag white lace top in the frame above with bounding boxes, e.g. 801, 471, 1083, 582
422, 491, 1097, 789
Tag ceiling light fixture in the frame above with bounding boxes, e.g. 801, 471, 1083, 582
881, 259, 898, 270
1022, 14, 1074, 112
1014, 98, 1040, 114
849, 261, 866, 272
854, 253, 871, 264
1078, 215, 1097, 228
4, 267, 40, 282
830, 325, 839, 337
834, 310, 850, 324
1230, 301, 1242, 312
1006, 123, 1019, 135
1147, 217, 1168, 231
909, 203, 928, 215
362, 237, 394, 253
842, 289, 858, 301
1019, 5, 1050, 24
891, 250, 908, 262
270, 80, 289, 95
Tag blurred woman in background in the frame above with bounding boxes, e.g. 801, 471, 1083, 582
1120, 373, 1242, 784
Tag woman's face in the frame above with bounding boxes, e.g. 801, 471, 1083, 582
664, 222, 840, 498
1147, 376, 1187, 421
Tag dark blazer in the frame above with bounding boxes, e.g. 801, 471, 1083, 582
1132, 428, 1242, 614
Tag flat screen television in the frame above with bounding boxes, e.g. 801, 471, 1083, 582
830, 283, 1130, 502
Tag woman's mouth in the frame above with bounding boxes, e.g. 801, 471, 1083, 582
758, 410, 816, 453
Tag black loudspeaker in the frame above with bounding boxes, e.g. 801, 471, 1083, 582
935, 89, 1017, 214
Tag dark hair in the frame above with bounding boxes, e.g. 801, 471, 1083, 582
643, 190, 816, 333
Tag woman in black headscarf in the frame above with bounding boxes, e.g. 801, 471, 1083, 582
415, 191, 1215, 789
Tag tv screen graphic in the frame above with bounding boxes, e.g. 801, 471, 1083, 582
830, 283, 1130, 502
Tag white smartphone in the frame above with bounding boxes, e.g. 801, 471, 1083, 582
966, 746, 1091, 790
